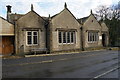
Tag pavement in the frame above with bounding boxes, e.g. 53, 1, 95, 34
1, 47, 119, 59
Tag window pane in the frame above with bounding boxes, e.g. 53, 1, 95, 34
27, 32, 32, 35
88, 32, 90, 41
59, 32, 62, 43
33, 36, 37, 44
96, 33, 98, 41
33, 32, 37, 35
27, 32, 32, 45
33, 32, 38, 44
63, 32, 66, 43
95, 33, 96, 41
90, 33, 92, 41
67, 32, 70, 43
93, 33, 95, 41
71, 32, 74, 43
27, 36, 32, 44
73, 32, 75, 43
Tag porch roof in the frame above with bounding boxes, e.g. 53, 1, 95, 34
0, 17, 14, 36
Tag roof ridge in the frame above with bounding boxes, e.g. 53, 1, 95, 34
17, 10, 46, 22
0, 16, 14, 25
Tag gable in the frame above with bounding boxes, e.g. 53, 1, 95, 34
17, 11, 45, 29
101, 22, 108, 31
83, 14, 101, 30
51, 8, 81, 29
0, 17, 14, 36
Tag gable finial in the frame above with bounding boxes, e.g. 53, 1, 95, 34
64, 2, 67, 9
31, 4, 34, 11
90, 9, 93, 14
49, 14, 50, 18
49, 14, 51, 20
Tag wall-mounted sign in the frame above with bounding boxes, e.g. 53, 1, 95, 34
99, 36, 102, 40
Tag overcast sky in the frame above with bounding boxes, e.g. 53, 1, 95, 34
0, 0, 119, 19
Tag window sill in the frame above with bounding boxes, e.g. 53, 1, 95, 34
26, 44, 39, 46
87, 41, 98, 43
58, 43, 75, 45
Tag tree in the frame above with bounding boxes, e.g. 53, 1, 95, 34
95, 5, 110, 20
95, 1, 120, 46
95, 1, 120, 20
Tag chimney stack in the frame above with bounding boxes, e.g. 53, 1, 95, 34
6, 5, 12, 13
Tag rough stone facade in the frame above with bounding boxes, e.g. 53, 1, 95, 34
48, 5, 82, 53
78, 11, 109, 49
15, 11, 46, 54
4, 4, 109, 54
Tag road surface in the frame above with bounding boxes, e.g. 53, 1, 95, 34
2, 50, 119, 79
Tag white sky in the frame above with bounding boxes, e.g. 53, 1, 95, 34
0, 0, 119, 19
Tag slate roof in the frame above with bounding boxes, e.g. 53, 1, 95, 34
42, 16, 49, 21
77, 16, 89, 24
8, 13, 24, 24
77, 13, 100, 25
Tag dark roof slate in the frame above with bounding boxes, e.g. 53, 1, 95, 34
77, 16, 89, 24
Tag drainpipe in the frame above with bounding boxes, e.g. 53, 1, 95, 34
45, 21, 49, 53
80, 26, 84, 51
48, 15, 52, 53
14, 20, 19, 54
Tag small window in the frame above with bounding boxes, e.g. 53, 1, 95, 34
26, 31, 38, 45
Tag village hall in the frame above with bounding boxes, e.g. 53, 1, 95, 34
0, 3, 109, 55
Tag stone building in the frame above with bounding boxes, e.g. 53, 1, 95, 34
77, 10, 109, 50
47, 3, 82, 53
2, 3, 109, 55
7, 5, 47, 54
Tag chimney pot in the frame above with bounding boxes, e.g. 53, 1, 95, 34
6, 5, 12, 13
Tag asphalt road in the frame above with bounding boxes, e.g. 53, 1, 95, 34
2, 50, 119, 79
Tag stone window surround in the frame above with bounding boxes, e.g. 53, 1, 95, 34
58, 30, 76, 44
88, 31, 99, 43
26, 31, 38, 46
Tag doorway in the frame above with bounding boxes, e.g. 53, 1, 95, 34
102, 34, 106, 47
0, 36, 14, 55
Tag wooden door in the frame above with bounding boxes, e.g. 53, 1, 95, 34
0, 36, 14, 55
102, 34, 106, 47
